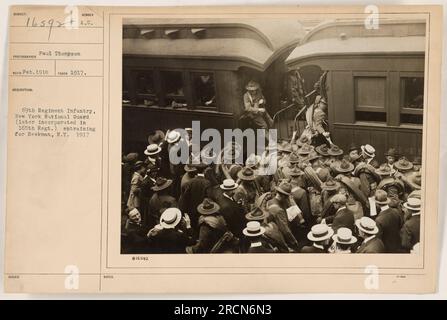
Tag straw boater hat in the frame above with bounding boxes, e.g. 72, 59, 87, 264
296, 135, 311, 147
375, 163, 396, 177
245, 80, 260, 91
385, 148, 398, 158
298, 143, 314, 156
166, 130, 181, 144
220, 178, 239, 191
197, 198, 220, 215
276, 181, 292, 196
403, 198, 422, 212
332, 227, 357, 245
315, 144, 330, 156
151, 177, 173, 192
355, 217, 379, 235
160, 208, 182, 229
334, 159, 354, 174
361, 144, 376, 158
243, 221, 265, 237
321, 178, 340, 191
245, 206, 269, 221
238, 167, 256, 181
307, 224, 334, 242
328, 145, 343, 156
123, 152, 138, 163
144, 144, 162, 156
147, 130, 165, 145
374, 189, 390, 206
394, 157, 414, 172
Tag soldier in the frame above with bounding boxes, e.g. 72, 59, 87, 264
242, 80, 273, 130
187, 198, 227, 253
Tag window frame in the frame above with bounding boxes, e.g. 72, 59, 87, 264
399, 72, 424, 114
189, 70, 218, 111
353, 72, 388, 125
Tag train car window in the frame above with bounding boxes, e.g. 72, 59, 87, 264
354, 77, 387, 123
400, 77, 423, 125
134, 70, 158, 107
162, 71, 187, 107
192, 72, 217, 110
401, 77, 424, 109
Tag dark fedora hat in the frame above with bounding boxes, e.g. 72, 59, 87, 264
288, 152, 300, 164
276, 182, 292, 196
385, 148, 399, 158
334, 159, 354, 174
147, 130, 165, 145
315, 144, 330, 156
197, 198, 220, 215
123, 152, 139, 163
394, 157, 414, 171
297, 143, 314, 156
328, 144, 343, 156
238, 167, 256, 181
151, 177, 173, 192
321, 178, 340, 191
245, 206, 269, 221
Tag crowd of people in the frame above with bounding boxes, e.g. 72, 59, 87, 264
121, 127, 422, 255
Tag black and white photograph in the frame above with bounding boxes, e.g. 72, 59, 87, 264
120, 17, 424, 255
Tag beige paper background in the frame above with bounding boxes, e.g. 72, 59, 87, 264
4, 5, 442, 293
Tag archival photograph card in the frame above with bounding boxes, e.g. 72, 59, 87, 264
4, 5, 443, 293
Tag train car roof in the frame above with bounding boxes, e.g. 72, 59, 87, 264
123, 19, 308, 70
285, 18, 426, 66
286, 36, 425, 64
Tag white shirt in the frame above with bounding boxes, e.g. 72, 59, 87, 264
313, 243, 325, 250
380, 205, 389, 212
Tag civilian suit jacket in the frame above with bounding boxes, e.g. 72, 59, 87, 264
400, 214, 420, 251
327, 207, 355, 232
148, 227, 192, 254
179, 175, 211, 228
149, 194, 178, 218
375, 207, 403, 253
356, 237, 385, 253
215, 195, 245, 239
